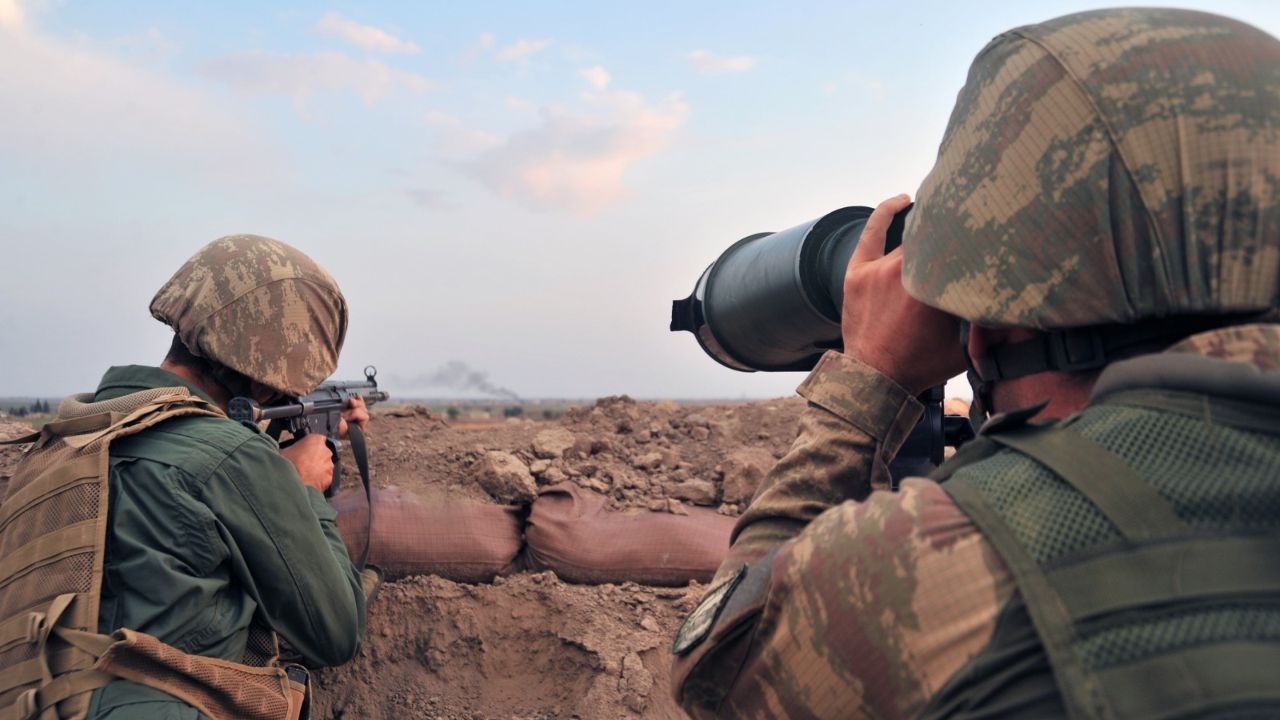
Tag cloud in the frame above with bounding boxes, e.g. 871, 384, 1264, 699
313, 12, 420, 54
451, 89, 689, 214
0, 4, 281, 185
110, 25, 181, 61
424, 110, 502, 154
495, 38, 553, 64
578, 65, 610, 90
200, 50, 432, 109
0, 0, 24, 30
687, 49, 755, 74
459, 31, 496, 64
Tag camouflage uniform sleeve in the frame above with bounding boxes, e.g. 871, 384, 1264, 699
673, 480, 1015, 719
714, 351, 924, 580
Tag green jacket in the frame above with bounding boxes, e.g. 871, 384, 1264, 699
86, 366, 366, 720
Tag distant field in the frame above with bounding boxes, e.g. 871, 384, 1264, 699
0, 398, 58, 429
1, 395, 769, 429
396, 396, 770, 423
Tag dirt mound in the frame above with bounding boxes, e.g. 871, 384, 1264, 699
0, 418, 35, 500
0, 397, 807, 718
315, 573, 704, 719
354, 396, 804, 517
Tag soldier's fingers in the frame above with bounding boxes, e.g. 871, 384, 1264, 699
299, 433, 327, 447
850, 193, 911, 265
342, 406, 370, 431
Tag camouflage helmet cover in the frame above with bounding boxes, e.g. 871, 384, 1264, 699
150, 234, 348, 397
903, 8, 1280, 328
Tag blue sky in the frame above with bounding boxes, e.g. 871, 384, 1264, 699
3, 1, 1279, 399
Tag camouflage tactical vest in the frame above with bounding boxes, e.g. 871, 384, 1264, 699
0, 389, 309, 720
935, 355, 1280, 719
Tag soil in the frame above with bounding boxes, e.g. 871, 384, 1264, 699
363, 395, 804, 516
314, 573, 704, 720
0, 418, 35, 500
0, 397, 808, 719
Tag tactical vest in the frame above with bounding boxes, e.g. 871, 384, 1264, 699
0, 388, 310, 720
934, 378, 1280, 719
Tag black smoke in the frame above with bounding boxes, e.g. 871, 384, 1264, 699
392, 361, 521, 400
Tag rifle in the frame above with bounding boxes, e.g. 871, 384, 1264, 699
228, 366, 389, 570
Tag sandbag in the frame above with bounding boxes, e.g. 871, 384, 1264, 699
523, 482, 735, 586
333, 487, 524, 583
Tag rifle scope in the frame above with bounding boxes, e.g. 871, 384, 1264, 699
671, 205, 909, 372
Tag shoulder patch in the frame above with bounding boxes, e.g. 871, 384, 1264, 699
672, 564, 747, 656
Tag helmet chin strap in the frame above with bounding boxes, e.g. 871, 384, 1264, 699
960, 314, 1262, 423
958, 321, 994, 426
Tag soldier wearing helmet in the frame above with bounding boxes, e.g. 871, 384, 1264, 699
673, 8, 1280, 719
0, 235, 370, 720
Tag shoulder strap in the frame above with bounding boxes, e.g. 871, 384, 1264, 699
0, 431, 39, 447
987, 425, 1187, 541
946, 472, 1109, 720
1099, 388, 1280, 436
929, 435, 1003, 483
948, 419, 1280, 720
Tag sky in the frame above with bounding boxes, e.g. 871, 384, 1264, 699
3, 0, 1279, 400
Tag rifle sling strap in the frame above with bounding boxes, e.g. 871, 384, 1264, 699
271, 417, 372, 572
345, 424, 373, 572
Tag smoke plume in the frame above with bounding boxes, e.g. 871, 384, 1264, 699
393, 361, 521, 400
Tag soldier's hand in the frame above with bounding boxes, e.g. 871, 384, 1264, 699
841, 193, 968, 394
279, 433, 334, 494
338, 396, 370, 439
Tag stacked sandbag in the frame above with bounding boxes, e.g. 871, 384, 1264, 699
333, 487, 524, 582
522, 482, 735, 586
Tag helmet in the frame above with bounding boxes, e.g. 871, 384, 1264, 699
150, 234, 348, 397
902, 8, 1280, 330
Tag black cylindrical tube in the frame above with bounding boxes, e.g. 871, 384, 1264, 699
670, 205, 908, 372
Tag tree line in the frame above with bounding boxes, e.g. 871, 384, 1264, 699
7, 399, 51, 417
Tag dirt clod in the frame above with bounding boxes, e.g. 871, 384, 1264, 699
473, 450, 538, 504
531, 427, 577, 459
720, 447, 777, 505
669, 480, 717, 506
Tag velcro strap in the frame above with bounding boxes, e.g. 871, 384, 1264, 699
0, 454, 99, 536
2, 667, 114, 720
974, 315, 1262, 382
51, 627, 115, 659
0, 522, 97, 591
1049, 535, 1280, 621
977, 328, 1108, 380
1099, 642, 1280, 719
0, 647, 92, 696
